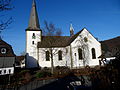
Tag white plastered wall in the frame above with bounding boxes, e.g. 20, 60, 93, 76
0, 67, 14, 75
70, 28, 101, 67
26, 30, 41, 68
38, 47, 71, 68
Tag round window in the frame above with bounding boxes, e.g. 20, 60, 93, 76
84, 37, 88, 42
1, 48, 6, 54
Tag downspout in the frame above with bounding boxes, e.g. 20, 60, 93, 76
70, 44, 73, 69
37, 47, 39, 67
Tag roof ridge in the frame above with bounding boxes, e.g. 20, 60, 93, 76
102, 36, 120, 42
44, 36, 70, 37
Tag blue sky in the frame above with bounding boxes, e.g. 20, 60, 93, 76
1, 0, 120, 55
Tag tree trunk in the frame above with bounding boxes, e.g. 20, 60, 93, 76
50, 49, 54, 74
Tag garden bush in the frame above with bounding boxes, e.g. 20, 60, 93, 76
36, 71, 52, 78
54, 66, 71, 77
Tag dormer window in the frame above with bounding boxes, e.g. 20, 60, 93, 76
0, 70, 2, 74
32, 33, 36, 39
4, 70, 6, 74
1, 48, 6, 54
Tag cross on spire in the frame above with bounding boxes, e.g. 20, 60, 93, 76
70, 24, 74, 36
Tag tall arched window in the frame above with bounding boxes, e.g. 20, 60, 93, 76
78, 48, 83, 60
46, 51, 50, 61
91, 48, 96, 59
58, 50, 62, 60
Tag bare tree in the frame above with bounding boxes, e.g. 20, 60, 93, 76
0, 0, 12, 11
20, 51, 26, 56
41, 21, 63, 74
0, 0, 13, 36
75, 33, 90, 67
42, 20, 62, 36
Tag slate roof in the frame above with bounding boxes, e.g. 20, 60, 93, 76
37, 29, 84, 48
0, 57, 15, 68
0, 39, 15, 57
0, 40, 15, 68
38, 36, 70, 48
27, 0, 40, 30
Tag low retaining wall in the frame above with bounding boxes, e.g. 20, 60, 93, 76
0, 79, 57, 90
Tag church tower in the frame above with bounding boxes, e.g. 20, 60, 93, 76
26, 0, 42, 68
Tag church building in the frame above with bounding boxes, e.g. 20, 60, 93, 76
26, 0, 102, 68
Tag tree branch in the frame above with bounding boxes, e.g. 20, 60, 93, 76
0, 17, 12, 30
0, 0, 13, 12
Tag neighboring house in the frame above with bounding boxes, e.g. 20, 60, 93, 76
0, 39, 15, 75
100, 36, 120, 63
26, 0, 102, 68
16, 56, 25, 68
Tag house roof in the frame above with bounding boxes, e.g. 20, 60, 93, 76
16, 56, 25, 62
37, 29, 84, 48
101, 36, 120, 57
38, 36, 70, 48
0, 57, 15, 68
0, 39, 15, 57
68, 29, 84, 44
101, 36, 120, 52
15, 56, 25, 66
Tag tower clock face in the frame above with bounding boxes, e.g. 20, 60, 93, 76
1, 48, 7, 54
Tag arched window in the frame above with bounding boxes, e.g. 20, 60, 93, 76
91, 48, 96, 59
1, 48, 6, 54
78, 48, 83, 60
58, 50, 62, 60
32, 41, 34, 45
46, 51, 50, 61
32, 33, 36, 39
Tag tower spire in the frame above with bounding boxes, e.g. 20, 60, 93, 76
28, 0, 40, 30
70, 24, 74, 36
